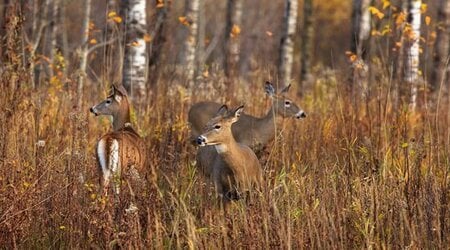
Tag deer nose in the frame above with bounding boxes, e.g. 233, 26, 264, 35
296, 111, 307, 119
90, 107, 98, 116
196, 136, 206, 146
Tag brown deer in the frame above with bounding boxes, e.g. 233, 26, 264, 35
90, 84, 146, 197
196, 105, 262, 203
189, 81, 306, 150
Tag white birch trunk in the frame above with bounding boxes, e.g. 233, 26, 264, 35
224, 0, 242, 79
279, 0, 298, 87
77, 0, 91, 109
122, 0, 148, 99
183, 0, 199, 86
404, 0, 421, 108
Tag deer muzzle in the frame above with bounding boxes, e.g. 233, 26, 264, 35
196, 136, 207, 146
90, 107, 99, 116
295, 110, 307, 119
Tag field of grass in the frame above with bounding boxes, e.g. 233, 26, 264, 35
0, 61, 449, 248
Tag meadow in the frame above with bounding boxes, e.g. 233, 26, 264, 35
1, 63, 449, 248
0, 0, 449, 248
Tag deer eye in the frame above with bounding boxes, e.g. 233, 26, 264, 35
284, 101, 291, 106
106, 99, 112, 104
214, 125, 221, 130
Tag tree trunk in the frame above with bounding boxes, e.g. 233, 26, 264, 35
77, 0, 91, 109
349, 0, 371, 91
182, 0, 199, 86
121, 0, 148, 99
49, 0, 60, 78
404, 0, 421, 108
278, 0, 298, 87
60, 1, 69, 76
104, 0, 119, 86
196, 0, 206, 79
431, 0, 450, 92
300, 0, 314, 94
224, 0, 242, 79
350, 0, 371, 58
148, 0, 169, 86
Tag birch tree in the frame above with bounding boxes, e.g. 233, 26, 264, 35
121, 0, 148, 99
279, 0, 298, 87
350, 0, 371, 58
224, 0, 242, 79
182, 0, 199, 86
77, 0, 91, 108
300, 0, 314, 93
403, 0, 421, 108
431, 0, 450, 91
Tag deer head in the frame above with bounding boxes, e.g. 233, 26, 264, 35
265, 81, 306, 119
90, 84, 131, 131
196, 105, 244, 146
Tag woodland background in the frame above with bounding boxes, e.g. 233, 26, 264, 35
0, 0, 449, 248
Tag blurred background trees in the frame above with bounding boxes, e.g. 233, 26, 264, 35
0, 0, 449, 105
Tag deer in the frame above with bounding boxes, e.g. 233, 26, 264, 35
188, 81, 306, 151
90, 84, 146, 198
196, 105, 263, 204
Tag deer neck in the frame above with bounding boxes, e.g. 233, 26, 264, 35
112, 100, 131, 131
215, 134, 247, 178
260, 104, 276, 135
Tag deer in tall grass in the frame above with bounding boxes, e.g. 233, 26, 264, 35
196, 105, 262, 203
189, 81, 306, 151
90, 84, 146, 197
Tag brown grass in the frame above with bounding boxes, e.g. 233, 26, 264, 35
0, 63, 449, 248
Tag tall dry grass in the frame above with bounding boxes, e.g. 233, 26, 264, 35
0, 3, 449, 248
1, 61, 449, 248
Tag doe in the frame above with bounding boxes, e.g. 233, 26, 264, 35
90, 84, 146, 197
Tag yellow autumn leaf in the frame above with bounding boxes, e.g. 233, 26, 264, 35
89, 22, 95, 30
143, 34, 152, 42
371, 29, 381, 36
230, 24, 241, 38
395, 41, 402, 48
421, 3, 427, 13
368, 6, 384, 19
59, 226, 66, 230
202, 70, 209, 78
89, 38, 97, 44
178, 16, 190, 26
112, 16, 122, 23
395, 12, 406, 26
425, 16, 431, 26
130, 41, 140, 47
156, 0, 164, 8
382, 0, 390, 9
108, 11, 117, 17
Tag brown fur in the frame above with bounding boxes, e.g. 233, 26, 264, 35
196, 105, 262, 203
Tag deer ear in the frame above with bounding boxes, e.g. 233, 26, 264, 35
280, 84, 291, 94
216, 105, 229, 116
231, 105, 244, 122
113, 84, 128, 97
265, 81, 275, 96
